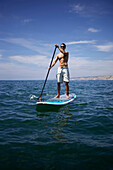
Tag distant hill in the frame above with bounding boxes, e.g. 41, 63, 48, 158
71, 76, 113, 80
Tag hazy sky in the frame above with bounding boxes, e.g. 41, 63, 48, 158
0, 0, 113, 80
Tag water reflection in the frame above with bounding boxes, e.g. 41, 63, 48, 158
36, 105, 72, 143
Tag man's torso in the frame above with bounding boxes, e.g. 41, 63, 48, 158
57, 52, 69, 67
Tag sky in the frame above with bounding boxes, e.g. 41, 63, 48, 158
0, 0, 113, 80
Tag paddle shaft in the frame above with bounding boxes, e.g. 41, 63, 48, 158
39, 46, 57, 99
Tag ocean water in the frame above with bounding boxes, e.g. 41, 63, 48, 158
0, 80, 113, 170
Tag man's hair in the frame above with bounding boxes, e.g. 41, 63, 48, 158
61, 43, 66, 49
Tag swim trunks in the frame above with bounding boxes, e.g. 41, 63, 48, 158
56, 67, 70, 83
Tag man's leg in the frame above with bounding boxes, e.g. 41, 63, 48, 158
65, 82, 69, 99
55, 82, 60, 98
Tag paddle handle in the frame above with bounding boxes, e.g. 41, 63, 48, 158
39, 46, 57, 99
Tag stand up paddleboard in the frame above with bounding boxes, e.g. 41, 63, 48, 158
36, 93, 76, 106
35, 93, 76, 112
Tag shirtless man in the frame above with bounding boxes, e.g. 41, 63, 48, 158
49, 43, 70, 99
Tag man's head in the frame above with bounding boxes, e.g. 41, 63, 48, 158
60, 43, 66, 49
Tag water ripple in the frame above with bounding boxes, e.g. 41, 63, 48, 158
0, 80, 113, 169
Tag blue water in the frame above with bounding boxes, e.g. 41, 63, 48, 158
0, 80, 113, 170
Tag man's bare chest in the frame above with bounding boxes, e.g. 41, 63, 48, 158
58, 53, 64, 59
58, 53, 68, 62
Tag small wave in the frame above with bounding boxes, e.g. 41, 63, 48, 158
29, 94, 38, 100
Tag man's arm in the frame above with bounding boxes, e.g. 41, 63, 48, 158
49, 55, 58, 69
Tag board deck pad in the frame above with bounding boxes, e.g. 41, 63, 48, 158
48, 93, 75, 101
36, 93, 76, 106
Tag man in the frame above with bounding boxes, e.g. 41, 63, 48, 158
49, 43, 70, 99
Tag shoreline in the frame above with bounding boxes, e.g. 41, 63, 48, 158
71, 76, 113, 80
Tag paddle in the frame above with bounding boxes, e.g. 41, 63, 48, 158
38, 46, 57, 100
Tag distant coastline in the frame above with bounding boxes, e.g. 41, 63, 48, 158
71, 76, 113, 80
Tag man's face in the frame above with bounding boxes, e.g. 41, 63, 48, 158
60, 44, 65, 50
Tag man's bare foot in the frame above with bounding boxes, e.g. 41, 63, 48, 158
66, 95, 69, 99
54, 94, 60, 98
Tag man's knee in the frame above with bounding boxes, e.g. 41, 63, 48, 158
64, 81, 69, 86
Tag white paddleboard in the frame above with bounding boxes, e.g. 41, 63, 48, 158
36, 93, 76, 106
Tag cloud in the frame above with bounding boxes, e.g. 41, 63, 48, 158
66, 40, 113, 53
66, 40, 96, 45
0, 62, 47, 80
1, 56, 113, 80
0, 54, 2, 59
70, 4, 84, 14
23, 19, 33, 23
94, 43, 113, 52
88, 28, 100, 33
69, 2, 111, 17
0, 38, 51, 55
69, 57, 113, 77
10, 55, 49, 66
